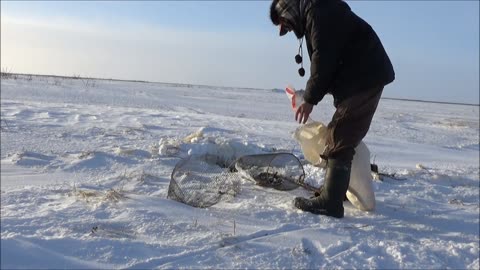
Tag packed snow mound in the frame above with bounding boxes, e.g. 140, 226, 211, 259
158, 127, 270, 164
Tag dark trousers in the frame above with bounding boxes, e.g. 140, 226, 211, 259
323, 86, 384, 162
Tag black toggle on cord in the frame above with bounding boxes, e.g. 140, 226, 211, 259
296, 38, 305, 77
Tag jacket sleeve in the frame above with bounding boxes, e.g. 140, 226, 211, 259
303, 2, 354, 105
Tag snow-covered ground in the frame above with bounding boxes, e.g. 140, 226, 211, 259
1, 74, 479, 269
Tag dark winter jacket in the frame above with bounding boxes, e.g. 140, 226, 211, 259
274, 0, 395, 106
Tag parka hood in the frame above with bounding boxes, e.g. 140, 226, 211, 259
272, 0, 311, 39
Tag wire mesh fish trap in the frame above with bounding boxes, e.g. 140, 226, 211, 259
168, 152, 306, 208
168, 154, 241, 208
234, 153, 306, 191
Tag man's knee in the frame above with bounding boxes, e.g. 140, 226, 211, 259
324, 146, 355, 163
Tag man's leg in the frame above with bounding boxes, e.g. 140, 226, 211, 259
324, 86, 384, 161
294, 86, 383, 218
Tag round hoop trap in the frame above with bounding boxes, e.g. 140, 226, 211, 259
168, 153, 306, 208
234, 153, 306, 190
168, 154, 241, 208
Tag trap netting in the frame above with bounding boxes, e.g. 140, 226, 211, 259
168, 153, 306, 208
168, 154, 241, 208
234, 153, 306, 191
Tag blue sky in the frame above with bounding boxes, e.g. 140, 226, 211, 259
1, 1, 479, 104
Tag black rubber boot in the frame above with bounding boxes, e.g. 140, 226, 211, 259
310, 185, 348, 201
294, 158, 351, 218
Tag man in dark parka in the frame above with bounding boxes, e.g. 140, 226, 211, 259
270, 0, 395, 218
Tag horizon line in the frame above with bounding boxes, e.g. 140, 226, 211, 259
2, 71, 479, 107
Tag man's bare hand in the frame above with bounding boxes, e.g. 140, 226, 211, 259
295, 102, 314, 124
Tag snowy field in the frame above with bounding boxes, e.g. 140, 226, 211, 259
1, 74, 479, 269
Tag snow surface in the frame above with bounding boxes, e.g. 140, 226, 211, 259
1, 74, 479, 269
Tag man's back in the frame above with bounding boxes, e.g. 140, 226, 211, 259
303, 0, 395, 105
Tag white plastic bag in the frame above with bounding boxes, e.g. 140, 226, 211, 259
286, 86, 375, 211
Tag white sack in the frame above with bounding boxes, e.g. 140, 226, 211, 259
294, 121, 376, 211
286, 86, 375, 211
